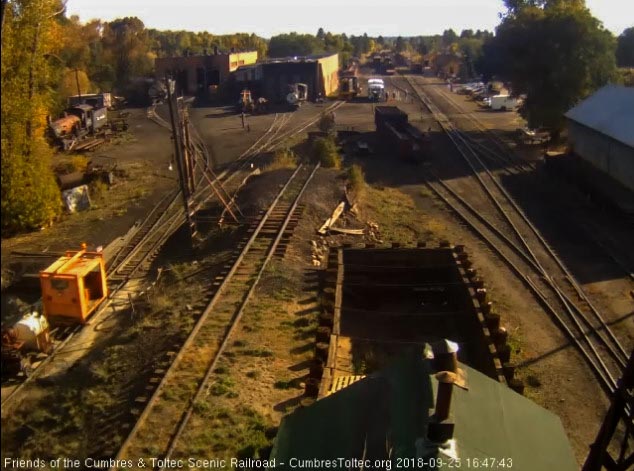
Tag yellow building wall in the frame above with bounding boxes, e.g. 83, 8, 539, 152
318, 53, 340, 97
228, 51, 258, 72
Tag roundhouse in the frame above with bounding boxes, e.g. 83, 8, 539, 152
258, 53, 339, 102
155, 48, 258, 96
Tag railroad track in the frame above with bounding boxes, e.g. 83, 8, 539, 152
113, 163, 319, 468
2, 100, 341, 414
413, 79, 634, 272
396, 74, 629, 396
425, 82, 531, 171
216, 100, 346, 184
107, 189, 181, 280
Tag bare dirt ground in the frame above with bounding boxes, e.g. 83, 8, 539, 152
187, 101, 335, 169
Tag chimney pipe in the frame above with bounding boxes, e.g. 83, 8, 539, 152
434, 377, 453, 421
427, 372, 456, 443
432, 339, 459, 373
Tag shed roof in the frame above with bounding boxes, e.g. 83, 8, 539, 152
565, 84, 634, 148
263, 52, 338, 64
271, 348, 578, 471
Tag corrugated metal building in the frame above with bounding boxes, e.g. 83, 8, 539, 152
155, 49, 258, 96
565, 85, 634, 193
257, 53, 339, 102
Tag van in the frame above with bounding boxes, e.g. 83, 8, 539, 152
490, 95, 519, 111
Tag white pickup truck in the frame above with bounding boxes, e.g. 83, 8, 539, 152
490, 95, 520, 111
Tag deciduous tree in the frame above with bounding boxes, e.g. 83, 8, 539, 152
2, 0, 63, 234
268, 32, 324, 57
483, 1, 616, 134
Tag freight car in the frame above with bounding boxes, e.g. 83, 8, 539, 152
375, 106, 429, 162
339, 63, 360, 100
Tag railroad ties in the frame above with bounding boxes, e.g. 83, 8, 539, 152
113, 164, 319, 467
396, 73, 629, 397
310, 242, 524, 402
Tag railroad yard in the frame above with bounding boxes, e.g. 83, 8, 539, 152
2, 40, 634, 471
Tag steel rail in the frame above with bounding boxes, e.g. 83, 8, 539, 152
443, 126, 622, 389
113, 163, 318, 467
431, 83, 532, 170
406, 76, 629, 367
400, 74, 627, 392
3, 101, 341, 417
425, 175, 616, 391
159, 163, 320, 467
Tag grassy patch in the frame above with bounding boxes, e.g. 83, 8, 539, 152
185, 405, 274, 460
419, 187, 433, 198
506, 326, 523, 357
268, 148, 297, 170
210, 376, 236, 396
240, 348, 274, 358
89, 179, 109, 202
318, 112, 336, 134
346, 164, 366, 202
273, 378, 300, 390
362, 185, 443, 243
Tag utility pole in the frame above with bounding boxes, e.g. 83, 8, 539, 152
165, 76, 196, 250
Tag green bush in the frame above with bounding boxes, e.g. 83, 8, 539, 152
312, 136, 341, 168
1, 140, 61, 235
346, 164, 366, 196
318, 112, 336, 134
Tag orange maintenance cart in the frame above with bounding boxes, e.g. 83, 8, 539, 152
40, 244, 108, 325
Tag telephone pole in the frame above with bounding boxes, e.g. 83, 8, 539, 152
165, 76, 197, 250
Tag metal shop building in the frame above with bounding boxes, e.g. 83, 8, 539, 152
565, 85, 634, 194
155, 48, 258, 96
255, 53, 340, 102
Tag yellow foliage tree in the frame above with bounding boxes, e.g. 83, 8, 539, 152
59, 68, 92, 98
1, 0, 63, 234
